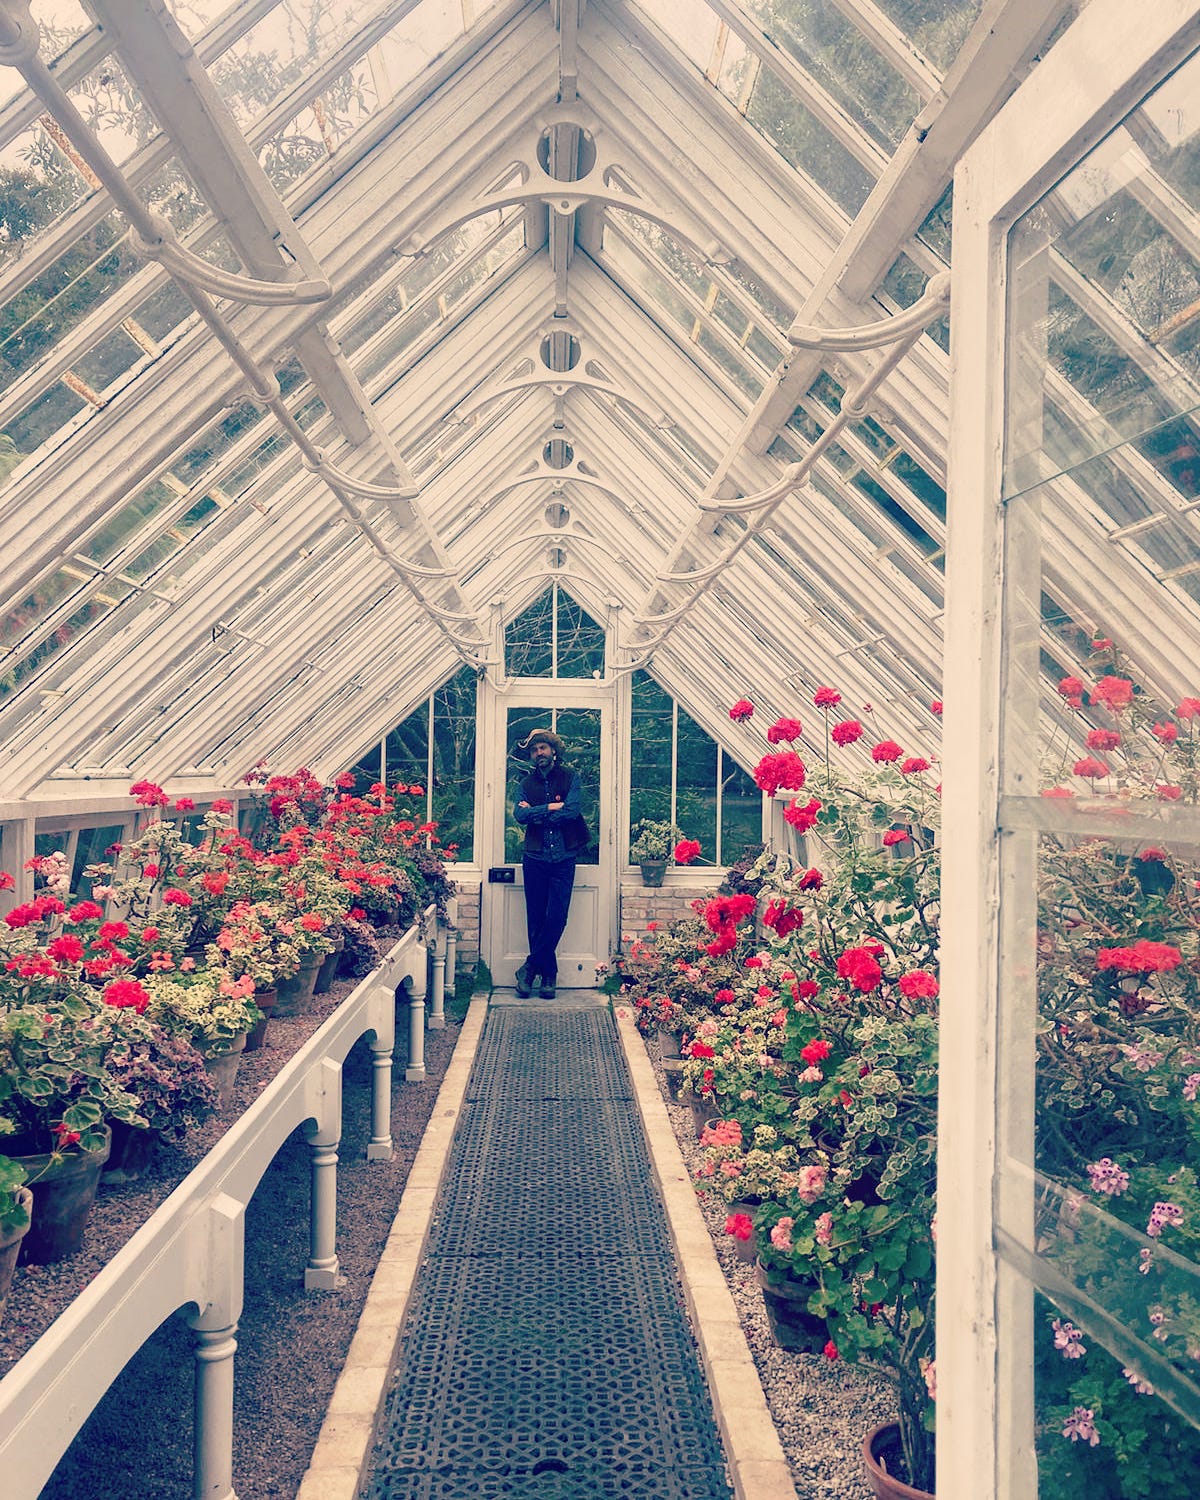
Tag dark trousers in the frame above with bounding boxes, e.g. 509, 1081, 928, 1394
522, 856, 576, 981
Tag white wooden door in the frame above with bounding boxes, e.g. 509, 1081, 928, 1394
484, 686, 613, 989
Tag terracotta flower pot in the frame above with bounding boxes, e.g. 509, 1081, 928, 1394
101, 1119, 158, 1184
0, 1187, 33, 1321
639, 859, 667, 887
754, 1259, 828, 1353
274, 953, 323, 1016
244, 987, 278, 1052
201, 1031, 247, 1110
313, 934, 345, 995
14, 1127, 111, 1264
862, 1423, 934, 1500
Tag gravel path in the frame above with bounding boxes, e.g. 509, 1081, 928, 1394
1, 957, 460, 1500
649, 1043, 897, 1500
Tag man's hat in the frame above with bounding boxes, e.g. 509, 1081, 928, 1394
522, 728, 562, 755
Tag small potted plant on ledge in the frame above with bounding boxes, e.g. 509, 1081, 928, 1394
0, 1156, 32, 1322
628, 819, 684, 886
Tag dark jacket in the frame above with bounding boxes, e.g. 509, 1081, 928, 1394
515, 764, 588, 855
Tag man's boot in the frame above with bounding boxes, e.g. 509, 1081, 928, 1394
515, 963, 534, 998
539, 975, 556, 998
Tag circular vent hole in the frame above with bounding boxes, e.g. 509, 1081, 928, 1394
544, 501, 570, 528
539, 332, 581, 370
543, 440, 573, 470
535, 125, 596, 181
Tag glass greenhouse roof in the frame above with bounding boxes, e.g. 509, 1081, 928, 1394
0, 0, 1195, 796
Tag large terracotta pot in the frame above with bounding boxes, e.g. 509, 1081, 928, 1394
313, 933, 345, 995
862, 1423, 934, 1500
202, 1031, 247, 1110
754, 1259, 828, 1353
0, 1187, 33, 1320
101, 1119, 158, 1184
274, 953, 323, 1016
13, 1126, 111, 1264
244, 987, 278, 1052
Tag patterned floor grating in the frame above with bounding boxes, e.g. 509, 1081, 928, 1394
363, 1005, 732, 1500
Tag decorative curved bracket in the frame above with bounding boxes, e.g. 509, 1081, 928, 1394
787, 272, 951, 351
398, 105, 729, 267
133, 215, 331, 307
300, 449, 420, 503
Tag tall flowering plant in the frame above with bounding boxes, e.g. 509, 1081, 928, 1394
1029, 652, 1200, 1494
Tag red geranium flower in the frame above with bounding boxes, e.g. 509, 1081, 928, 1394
801, 1038, 832, 1064
898, 970, 939, 999
836, 944, 883, 992
725, 1212, 754, 1242
813, 686, 841, 708
47, 934, 85, 964
704, 894, 757, 932
762, 899, 803, 937
728, 699, 754, 722
754, 751, 806, 798
1152, 722, 1178, 743
162, 888, 193, 906
1175, 697, 1200, 719
1072, 757, 1110, 780
831, 720, 862, 747
900, 757, 930, 775
129, 779, 169, 807
211, 799, 234, 815
674, 839, 702, 865
174, 797, 195, 812
102, 978, 151, 1013
767, 717, 803, 745
798, 867, 823, 891
871, 740, 903, 763
1058, 676, 1086, 700
882, 830, 910, 846
930, 700, 943, 715
67, 900, 104, 922
1156, 784, 1182, 800
784, 797, 822, 832
1086, 729, 1120, 751
1096, 940, 1182, 975
0, 871, 14, 891
1091, 675, 1134, 710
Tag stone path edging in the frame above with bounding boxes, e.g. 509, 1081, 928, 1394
614, 1004, 800, 1500
296, 995, 488, 1500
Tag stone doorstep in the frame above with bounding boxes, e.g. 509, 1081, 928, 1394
614, 1006, 801, 1500
295, 995, 489, 1500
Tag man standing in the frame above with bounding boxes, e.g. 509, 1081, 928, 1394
513, 728, 588, 998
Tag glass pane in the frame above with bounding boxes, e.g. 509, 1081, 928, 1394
629, 671, 673, 833
744, 66, 875, 214
431, 664, 477, 863
553, 707, 601, 865
675, 705, 717, 856
554, 591, 606, 679
719, 751, 761, 865
71, 824, 124, 898
505, 705, 552, 863
871, 0, 982, 71
505, 591, 555, 678
741, 0, 920, 151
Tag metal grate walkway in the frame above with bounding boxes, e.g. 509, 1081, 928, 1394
363, 1003, 733, 1500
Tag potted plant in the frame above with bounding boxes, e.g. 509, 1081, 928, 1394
143, 968, 261, 1108
0, 996, 148, 1263
0, 1155, 32, 1322
103, 1020, 220, 1179
628, 819, 684, 886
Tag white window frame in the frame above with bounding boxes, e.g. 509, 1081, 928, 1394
941, 4, 1200, 1496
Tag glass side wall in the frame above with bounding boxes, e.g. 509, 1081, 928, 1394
1000, 47, 1200, 1497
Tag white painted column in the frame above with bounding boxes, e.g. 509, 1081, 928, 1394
304, 1057, 341, 1290
367, 1033, 394, 1161
428, 925, 447, 1030
305, 1138, 341, 1291
445, 915, 459, 1002
404, 978, 426, 1082
191, 1320, 239, 1500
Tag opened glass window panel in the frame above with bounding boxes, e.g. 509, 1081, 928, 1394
257, 57, 379, 193
743, 64, 875, 214
629, 670, 674, 831
740, 0, 921, 151
869, 0, 981, 72
719, 750, 760, 866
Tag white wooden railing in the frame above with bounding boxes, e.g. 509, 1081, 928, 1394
0, 904, 455, 1500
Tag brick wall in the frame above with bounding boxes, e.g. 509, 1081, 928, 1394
617, 880, 708, 947
450, 880, 481, 976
